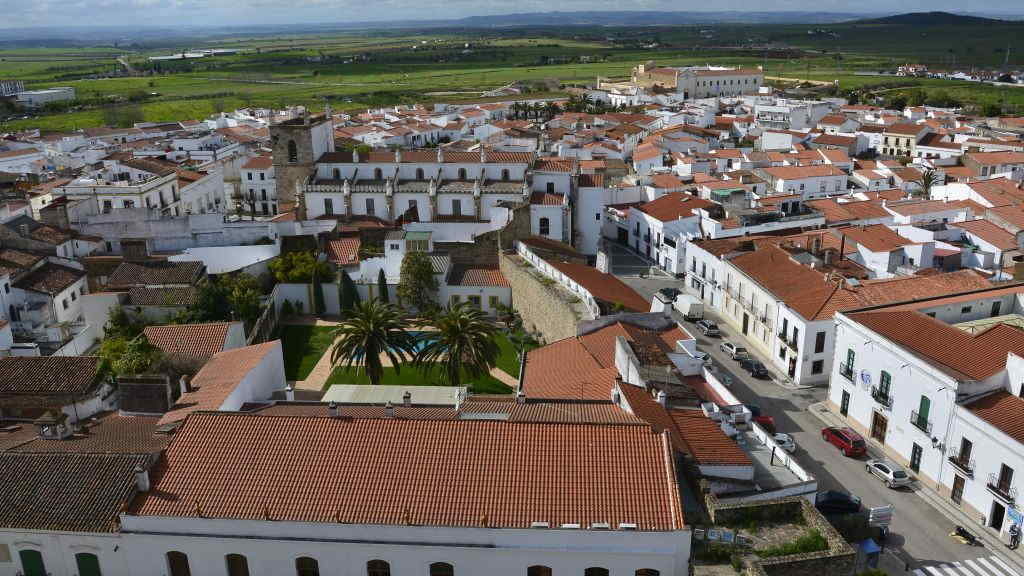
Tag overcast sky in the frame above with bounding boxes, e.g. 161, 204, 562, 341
4, 0, 1024, 28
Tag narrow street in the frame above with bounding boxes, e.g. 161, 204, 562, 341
613, 265, 1012, 572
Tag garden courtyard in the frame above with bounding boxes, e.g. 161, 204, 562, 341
280, 319, 527, 396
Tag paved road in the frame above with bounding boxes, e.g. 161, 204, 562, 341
615, 271, 997, 570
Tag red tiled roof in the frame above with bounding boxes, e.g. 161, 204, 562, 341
578, 173, 605, 188
965, 391, 1024, 445
326, 237, 361, 265
636, 191, 713, 223
762, 164, 846, 180
157, 341, 280, 426
885, 122, 925, 136
131, 411, 684, 530
649, 173, 685, 189
850, 310, 1024, 381
545, 260, 648, 312
143, 322, 231, 361
968, 179, 1024, 207
951, 219, 1018, 250
966, 151, 1024, 166
533, 158, 576, 173
836, 224, 914, 252
530, 191, 564, 206
447, 265, 508, 287
670, 409, 752, 467
242, 155, 272, 170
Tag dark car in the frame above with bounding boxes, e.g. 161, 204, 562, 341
695, 320, 720, 337
822, 426, 867, 458
658, 287, 683, 301
745, 404, 776, 433
740, 358, 770, 379
815, 490, 862, 515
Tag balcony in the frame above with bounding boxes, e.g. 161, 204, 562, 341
778, 331, 797, 350
987, 473, 1017, 503
871, 387, 893, 409
839, 362, 854, 381
910, 410, 933, 435
948, 455, 975, 477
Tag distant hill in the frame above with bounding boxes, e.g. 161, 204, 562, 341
851, 11, 1006, 26
454, 11, 867, 27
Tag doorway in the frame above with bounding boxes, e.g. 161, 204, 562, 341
871, 412, 888, 444
788, 357, 797, 378
992, 300, 1002, 317
19, 550, 46, 576
742, 313, 750, 336
76, 553, 102, 576
992, 500, 1007, 532
910, 443, 923, 472
952, 475, 965, 505
840, 390, 850, 416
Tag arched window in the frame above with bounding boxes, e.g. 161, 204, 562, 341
528, 566, 552, 576
458, 168, 467, 180
226, 554, 250, 576
584, 569, 609, 576
539, 217, 550, 236
636, 570, 660, 576
75, 553, 102, 576
430, 562, 454, 576
19, 550, 46, 576
287, 140, 298, 163
374, 168, 383, 180
416, 168, 425, 180
296, 557, 319, 576
367, 560, 391, 576
332, 168, 341, 180
501, 169, 510, 181
166, 552, 191, 576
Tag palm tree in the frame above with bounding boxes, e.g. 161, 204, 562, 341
913, 167, 943, 198
330, 299, 417, 385
416, 302, 499, 387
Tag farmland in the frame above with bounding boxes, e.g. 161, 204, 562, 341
2, 16, 1023, 133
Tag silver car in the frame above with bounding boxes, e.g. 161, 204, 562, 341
866, 459, 913, 488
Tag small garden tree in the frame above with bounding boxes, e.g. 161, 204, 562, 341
330, 300, 418, 385
339, 269, 360, 313
377, 269, 389, 303
416, 302, 499, 387
396, 251, 438, 313
269, 251, 334, 283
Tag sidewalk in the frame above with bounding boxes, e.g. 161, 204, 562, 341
808, 401, 1024, 574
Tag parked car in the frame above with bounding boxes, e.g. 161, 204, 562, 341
740, 358, 770, 379
693, 350, 712, 364
773, 433, 797, 453
719, 341, 748, 360
746, 405, 776, 433
658, 287, 682, 301
815, 490, 862, 515
695, 319, 720, 337
866, 459, 913, 488
821, 427, 867, 457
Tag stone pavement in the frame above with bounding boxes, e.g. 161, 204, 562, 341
808, 401, 1024, 575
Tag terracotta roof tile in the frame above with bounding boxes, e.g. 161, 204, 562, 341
545, 260, 648, 312
127, 286, 198, 307
447, 265, 508, 287
326, 237, 361, 265
131, 411, 684, 530
0, 356, 100, 396
636, 192, 714, 222
13, 262, 84, 295
762, 164, 846, 180
966, 151, 1024, 166
241, 155, 272, 170
0, 453, 148, 532
837, 224, 914, 252
670, 409, 752, 467
158, 341, 280, 426
6, 412, 169, 455
965, 391, 1024, 444
143, 322, 232, 361
529, 191, 564, 206
951, 219, 1018, 250
533, 158, 576, 173
108, 260, 204, 289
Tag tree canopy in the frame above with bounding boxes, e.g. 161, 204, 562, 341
396, 251, 438, 313
269, 251, 334, 284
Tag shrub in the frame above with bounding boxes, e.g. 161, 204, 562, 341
758, 529, 828, 558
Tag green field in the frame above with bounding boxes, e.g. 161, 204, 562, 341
326, 365, 513, 395
2, 18, 1022, 133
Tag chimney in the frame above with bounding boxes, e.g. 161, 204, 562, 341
134, 466, 150, 492
515, 390, 526, 404
402, 390, 412, 407
179, 375, 191, 394
384, 401, 395, 418
328, 401, 339, 419
285, 385, 295, 402
656, 390, 667, 407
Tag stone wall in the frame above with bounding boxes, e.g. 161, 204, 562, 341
704, 494, 857, 576
438, 202, 534, 267
500, 252, 586, 343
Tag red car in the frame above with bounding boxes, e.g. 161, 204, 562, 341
822, 427, 867, 457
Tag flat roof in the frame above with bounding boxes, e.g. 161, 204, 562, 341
322, 384, 466, 406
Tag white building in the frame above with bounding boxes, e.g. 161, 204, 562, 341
828, 284, 1024, 543
14, 87, 74, 109
240, 155, 277, 215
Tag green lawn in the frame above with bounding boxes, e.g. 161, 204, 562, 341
326, 364, 513, 395
494, 332, 536, 378
280, 325, 335, 381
